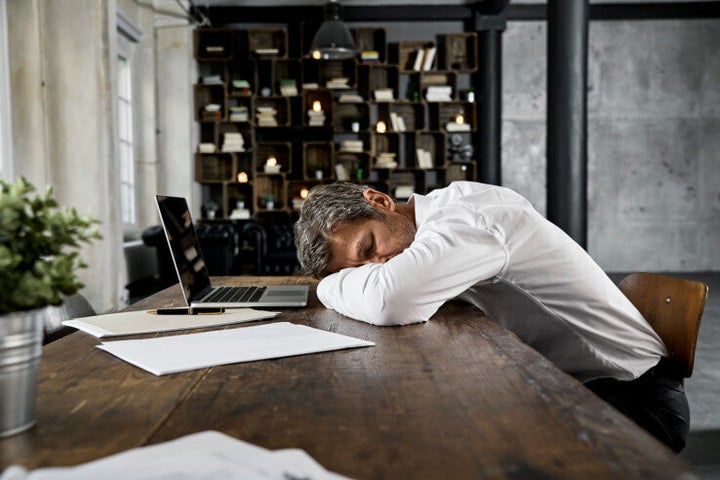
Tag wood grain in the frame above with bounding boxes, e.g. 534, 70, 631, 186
1, 277, 692, 479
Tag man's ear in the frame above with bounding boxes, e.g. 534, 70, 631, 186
363, 188, 395, 212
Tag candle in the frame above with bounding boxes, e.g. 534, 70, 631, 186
237, 171, 248, 183
311, 49, 322, 60
376, 121, 386, 134
455, 113, 465, 124
312, 101, 322, 112
264, 156, 281, 173
300, 188, 309, 199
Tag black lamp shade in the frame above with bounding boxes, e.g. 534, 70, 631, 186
309, 1, 355, 60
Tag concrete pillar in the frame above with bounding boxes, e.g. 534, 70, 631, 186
546, 0, 589, 247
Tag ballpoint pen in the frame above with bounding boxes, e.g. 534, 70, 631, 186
147, 307, 224, 315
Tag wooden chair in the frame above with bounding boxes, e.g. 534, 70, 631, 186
42, 293, 96, 344
618, 272, 708, 378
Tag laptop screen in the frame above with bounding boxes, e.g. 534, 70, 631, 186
155, 195, 212, 304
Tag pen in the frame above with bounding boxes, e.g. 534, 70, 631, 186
147, 307, 225, 315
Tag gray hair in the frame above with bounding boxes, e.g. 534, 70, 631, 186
294, 182, 382, 278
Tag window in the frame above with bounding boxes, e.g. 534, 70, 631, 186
117, 48, 136, 225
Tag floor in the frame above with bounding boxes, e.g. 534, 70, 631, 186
608, 272, 720, 479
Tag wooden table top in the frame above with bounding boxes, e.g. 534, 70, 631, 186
1, 276, 692, 479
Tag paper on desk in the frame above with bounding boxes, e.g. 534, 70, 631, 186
62, 308, 278, 338
0, 430, 351, 480
97, 322, 374, 375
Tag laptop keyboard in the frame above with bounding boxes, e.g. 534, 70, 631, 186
202, 286, 266, 303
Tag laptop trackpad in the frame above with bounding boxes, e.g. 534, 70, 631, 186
266, 289, 305, 297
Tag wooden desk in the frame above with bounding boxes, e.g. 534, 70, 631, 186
1, 277, 692, 479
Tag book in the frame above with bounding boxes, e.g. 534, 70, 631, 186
412, 49, 425, 72
422, 46, 437, 71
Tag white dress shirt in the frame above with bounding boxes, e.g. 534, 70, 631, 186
317, 181, 667, 382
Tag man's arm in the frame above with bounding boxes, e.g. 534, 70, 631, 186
317, 219, 507, 325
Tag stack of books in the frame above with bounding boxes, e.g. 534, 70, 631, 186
202, 75, 223, 85
339, 140, 364, 153
338, 93, 363, 103
446, 121, 471, 132
231, 79, 251, 96
425, 86, 452, 102
221, 132, 245, 152
198, 143, 216, 154
254, 48, 279, 56
229, 106, 249, 122
201, 104, 222, 121
256, 106, 278, 127
373, 88, 394, 102
279, 79, 298, 96
302, 82, 320, 90
326, 77, 350, 89
307, 108, 326, 127
375, 153, 397, 169
360, 51, 380, 64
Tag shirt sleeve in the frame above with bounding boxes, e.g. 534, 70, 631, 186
316, 211, 507, 326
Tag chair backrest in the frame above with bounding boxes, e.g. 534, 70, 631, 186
43, 292, 97, 344
618, 272, 708, 378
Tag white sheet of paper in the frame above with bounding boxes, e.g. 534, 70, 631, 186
0, 430, 351, 480
62, 309, 278, 338
97, 322, 374, 375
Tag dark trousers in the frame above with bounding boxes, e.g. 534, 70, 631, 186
584, 357, 690, 453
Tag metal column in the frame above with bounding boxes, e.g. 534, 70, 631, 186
474, 14, 506, 186
546, 0, 589, 247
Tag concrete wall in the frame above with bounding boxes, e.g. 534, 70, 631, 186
5, 0, 195, 311
502, 18, 720, 271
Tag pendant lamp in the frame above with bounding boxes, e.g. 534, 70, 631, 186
309, 0, 355, 60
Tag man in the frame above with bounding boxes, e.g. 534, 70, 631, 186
294, 181, 689, 452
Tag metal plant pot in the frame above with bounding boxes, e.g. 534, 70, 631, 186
0, 307, 44, 438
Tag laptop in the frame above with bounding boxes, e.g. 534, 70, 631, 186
155, 194, 308, 308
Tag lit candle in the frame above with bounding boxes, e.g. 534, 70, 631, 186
237, 171, 248, 183
312, 49, 322, 60
300, 188, 309, 199
264, 156, 281, 173
312, 101, 322, 112
376, 121, 387, 133
455, 113, 465, 124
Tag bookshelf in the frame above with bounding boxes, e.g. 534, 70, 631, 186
193, 26, 481, 219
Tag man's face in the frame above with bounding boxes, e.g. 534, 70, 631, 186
326, 207, 416, 274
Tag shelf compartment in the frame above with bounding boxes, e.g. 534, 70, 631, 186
357, 65, 398, 100
333, 102, 370, 133
303, 141, 334, 180
353, 28, 387, 64
391, 102, 425, 131
217, 122, 253, 153
195, 153, 235, 182
228, 62, 255, 97
334, 151, 371, 182
194, 84, 226, 122
274, 58, 302, 96
428, 101, 476, 132
371, 132, 400, 159
254, 175, 286, 211
248, 28, 287, 58
303, 89, 333, 127
194, 29, 234, 61
391, 41, 436, 72
225, 183, 254, 218
439, 33, 478, 72
254, 97, 290, 127
257, 142, 292, 174
415, 132, 446, 169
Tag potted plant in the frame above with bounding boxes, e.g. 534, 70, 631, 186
0, 176, 99, 437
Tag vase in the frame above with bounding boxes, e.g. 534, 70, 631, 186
0, 307, 45, 438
